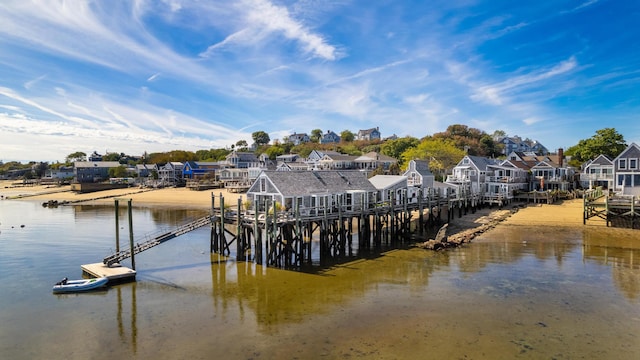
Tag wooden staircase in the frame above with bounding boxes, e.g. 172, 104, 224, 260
103, 216, 212, 267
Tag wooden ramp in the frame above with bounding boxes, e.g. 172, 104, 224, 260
102, 216, 212, 267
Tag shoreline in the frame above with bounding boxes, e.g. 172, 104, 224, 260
3, 180, 636, 247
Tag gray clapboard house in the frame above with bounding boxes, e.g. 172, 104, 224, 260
613, 142, 640, 196
368, 175, 408, 204
246, 170, 378, 215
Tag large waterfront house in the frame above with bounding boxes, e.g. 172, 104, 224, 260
182, 161, 221, 179
446, 155, 502, 196
135, 164, 158, 179
157, 162, 184, 186
612, 142, 640, 196
506, 151, 572, 191
246, 170, 378, 215
44, 166, 75, 180
74, 161, 121, 183
580, 155, 614, 190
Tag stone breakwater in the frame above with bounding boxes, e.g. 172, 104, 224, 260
416, 208, 517, 250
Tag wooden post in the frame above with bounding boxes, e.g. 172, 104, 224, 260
114, 199, 120, 253
219, 193, 225, 253
237, 197, 242, 260
128, 199, 135, 271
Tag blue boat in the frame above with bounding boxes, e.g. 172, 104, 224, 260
52, 277, 109, 293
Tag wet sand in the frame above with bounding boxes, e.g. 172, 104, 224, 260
1, 180, 242, 209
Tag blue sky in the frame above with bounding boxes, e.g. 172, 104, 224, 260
1, 0, 638, 162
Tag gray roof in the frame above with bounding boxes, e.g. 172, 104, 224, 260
406, 159, 433, 175
466, 155, 500, 170
368, 175, 407, 190
254, 170, 377, 196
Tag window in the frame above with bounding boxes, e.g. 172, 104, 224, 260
619, 159, 627, 170
630, 159, 638, 170
260, 178, 266, 192
618, 175, 624, 186
634, 175, 640, 187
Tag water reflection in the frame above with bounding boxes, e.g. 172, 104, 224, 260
203, 224, 640, 334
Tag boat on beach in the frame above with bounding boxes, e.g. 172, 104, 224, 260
52, 277, 109, 293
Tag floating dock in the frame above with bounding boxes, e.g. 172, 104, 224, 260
81, 263, 136, 284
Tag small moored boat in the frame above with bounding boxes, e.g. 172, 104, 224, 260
52, 277, 109, 293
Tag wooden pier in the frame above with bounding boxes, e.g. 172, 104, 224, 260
583, 187, 640, 228
92, 190, 506, 275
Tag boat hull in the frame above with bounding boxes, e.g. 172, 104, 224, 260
52, 277, 109, 293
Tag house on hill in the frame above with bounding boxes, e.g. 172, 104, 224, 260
287, 133, 310, 145
320, 130, 340, 144
246, 170, 378, 215
355, 152, 397, 173
356, 127, 381, 141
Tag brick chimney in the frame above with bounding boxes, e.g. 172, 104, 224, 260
557, 148, 564, 166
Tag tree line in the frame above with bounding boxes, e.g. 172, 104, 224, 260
1, 125, 630, 179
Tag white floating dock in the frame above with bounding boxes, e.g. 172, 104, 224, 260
81, 263, 136, 283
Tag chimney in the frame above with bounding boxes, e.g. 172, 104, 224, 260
557, 148, 564, 166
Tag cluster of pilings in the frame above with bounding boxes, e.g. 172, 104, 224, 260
208, 190, 488, 269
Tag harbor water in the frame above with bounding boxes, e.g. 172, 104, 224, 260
1, 199, 639, 359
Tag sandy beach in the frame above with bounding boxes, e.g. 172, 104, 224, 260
1, 180, 243, 209
3, 180, 636, 244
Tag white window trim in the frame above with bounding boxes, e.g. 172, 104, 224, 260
619, 159, 627, 170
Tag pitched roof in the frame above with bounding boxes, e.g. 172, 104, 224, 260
256, 170, 377, 196
368, 175, 407, 189
465, 155, 500, 170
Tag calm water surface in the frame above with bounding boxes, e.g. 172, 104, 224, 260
1, 200, 639, 359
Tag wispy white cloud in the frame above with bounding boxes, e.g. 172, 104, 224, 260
200, 0, 337, 60
470, 56, 578, 105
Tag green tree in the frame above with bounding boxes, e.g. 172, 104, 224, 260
565, 128, 627, 167
108, 165, 128, 178
340, 130, 354, 142
433, 124, 494, 156
236, 140, 249, 151
265, 145, 285, 160
401, 138, 466, 180
380, 136, 420, 165
252, 131, 270, 146
103, 152, 121, 162
337, 143, 362, 156
310, 129, 323, 142
65, 151, 86, 163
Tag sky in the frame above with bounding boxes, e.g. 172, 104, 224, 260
1, 0, 639, 163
